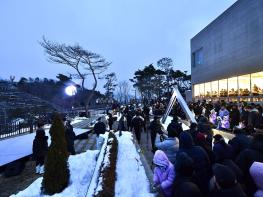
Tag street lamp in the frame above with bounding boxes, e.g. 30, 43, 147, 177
65, 85, 77, 96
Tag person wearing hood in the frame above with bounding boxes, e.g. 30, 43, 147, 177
209, 163, 247, 197
250, 162, 263, 197
177, 131, 212, 194
213, 134, 234, 162
33, 125, 48, 174
172, 152, 203, 197
153, 150, 175, 197
236, 132, 263, 196
155, 125, 179, 164
228, 127, 251, 158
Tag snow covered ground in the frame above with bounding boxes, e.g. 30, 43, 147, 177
115, 132, 154, 197
11, 150, 99, 197
0, 126, 90, 166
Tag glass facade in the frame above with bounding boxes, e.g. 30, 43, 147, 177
194, 71, 263, 101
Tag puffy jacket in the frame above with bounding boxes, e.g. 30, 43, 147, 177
250, 162, 263, 197
228, 133, 251, 157
155, 137, 179, 164
178, 131, 212, 194
153, 150, 175, 197
236, 133, 263, 195
213, 141, 234, 162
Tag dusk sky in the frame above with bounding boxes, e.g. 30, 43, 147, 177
0, 0, 236, 92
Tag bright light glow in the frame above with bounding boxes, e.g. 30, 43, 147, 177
65, 85, 77, 96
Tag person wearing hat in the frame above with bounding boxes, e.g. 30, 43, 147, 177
209, 163, 247, 197
213, 134, 234, 163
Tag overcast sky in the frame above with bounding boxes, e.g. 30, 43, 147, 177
0, 0, 236, 92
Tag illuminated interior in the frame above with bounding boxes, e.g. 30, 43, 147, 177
193, 71, 263, 101
251, 72, 263, 95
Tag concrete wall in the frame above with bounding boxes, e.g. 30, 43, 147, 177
191, 0, 263, 85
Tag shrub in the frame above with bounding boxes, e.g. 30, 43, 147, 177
42, 113, 69, 195
95, 132, 118, 197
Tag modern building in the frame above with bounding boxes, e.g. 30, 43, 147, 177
191, 0, 263, 102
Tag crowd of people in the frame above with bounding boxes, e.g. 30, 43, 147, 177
190, 100, 263, 133
31, 98, 263, 197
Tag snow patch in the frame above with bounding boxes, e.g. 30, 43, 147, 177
115, 132, 154, 197
11, 150, 99, 197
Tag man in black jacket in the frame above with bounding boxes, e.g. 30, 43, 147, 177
94, 117, 106, 149
65, 120, 76, 155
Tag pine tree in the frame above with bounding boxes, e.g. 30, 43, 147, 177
42, 113, 69, 195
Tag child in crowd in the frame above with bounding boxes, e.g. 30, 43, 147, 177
153, 150, 175, 197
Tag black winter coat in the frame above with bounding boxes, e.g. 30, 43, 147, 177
236, 136, 263, 195
178, 131, 212, 194
65, 124, 76, 153
228, 133, 251, 157
172, 176, 203, 197
149, 120, 163, 136
213, 141, 234, 162
33, 133, 48, 159
210, 184, 247, 197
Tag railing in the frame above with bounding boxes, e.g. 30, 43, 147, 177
0, 121, 37, 139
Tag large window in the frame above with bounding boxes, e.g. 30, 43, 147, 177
192, 48, 203, 67
194, 84, 200, 97
219, 79, 228, 97
205, 82, 211, 97
228, 77, 238, 96
211, 81, 219, 97
199, 83, 205, 97
251, 72, 263, 95
238, 74, 250, 96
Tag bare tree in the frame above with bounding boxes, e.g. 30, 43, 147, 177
116, 81, 131, 104
40, 37, 110, 111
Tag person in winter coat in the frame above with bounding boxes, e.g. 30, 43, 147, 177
33, 126, 48, 174
117, 113, 127, 136
248, 106, 263, 129
209, 163, 247, 197
230, 105, 240, 129
131, 111, 144, 144
94, 117, 106, 149
153, 150, 175, 197
155, 125, 179, 164
177, 131, 212, 194
108, 113, 114, 130
167, 116, 183, 138
149, 116, 164, 152
195, 132, 215, 164
213, 134, 234, 162
250, 162, 263, 197
65, 120, 76, 155
197, 116, 213, 146
172, 152, 203, 197
236, 132, 263, 196
228, 127, 251, 158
